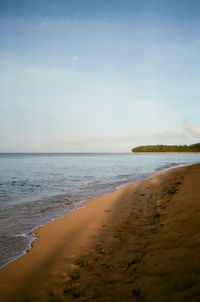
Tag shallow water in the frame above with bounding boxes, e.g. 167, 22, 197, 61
0, 152, 200, 268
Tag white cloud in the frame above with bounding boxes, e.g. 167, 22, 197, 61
184, 119, 200, 137
73, 56, 78, 62
151, 129, 186, 140
62, 137, 107, 146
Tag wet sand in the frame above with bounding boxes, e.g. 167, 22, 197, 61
0, 163, 200, 301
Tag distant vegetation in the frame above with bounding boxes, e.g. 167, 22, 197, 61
132, 143, 200, 153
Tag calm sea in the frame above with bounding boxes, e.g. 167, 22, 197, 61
0, 152, 200, 268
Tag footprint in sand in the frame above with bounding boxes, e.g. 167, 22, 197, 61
104, 210, 111, 213
126, 255, 142, 271
70, 271, 81, 281
132, 288, 141, 297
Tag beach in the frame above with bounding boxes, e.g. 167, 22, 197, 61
0, 163, 200, 301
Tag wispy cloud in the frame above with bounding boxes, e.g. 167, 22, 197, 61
184, 119, 200, 137
62, 137, 107, 146
151, 129, 186, 140
60, 130, 187, 148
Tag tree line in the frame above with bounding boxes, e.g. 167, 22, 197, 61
132, 143, 200, 153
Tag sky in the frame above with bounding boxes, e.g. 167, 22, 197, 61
0, 0, 200, 152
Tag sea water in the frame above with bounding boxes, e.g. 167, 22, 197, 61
0, 152, 200, 268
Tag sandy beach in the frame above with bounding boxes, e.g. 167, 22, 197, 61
0, 163, 200, 302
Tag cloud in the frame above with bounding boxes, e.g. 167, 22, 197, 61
73, 56, 78, 62
62, 137, 107, 146
151, 129, 186, 140
184, 119, 200, 137
60, 131, 186, 148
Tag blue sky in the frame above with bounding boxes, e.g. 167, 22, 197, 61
0, 0, 200, 152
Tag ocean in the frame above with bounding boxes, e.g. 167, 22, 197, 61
0, 152, 200, 268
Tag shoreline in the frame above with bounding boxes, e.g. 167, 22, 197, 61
0, 162, 184, 270
132, 152, 200, 154
0, 163, 200, 301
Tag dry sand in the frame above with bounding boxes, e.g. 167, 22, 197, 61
0, 163, 200, 302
